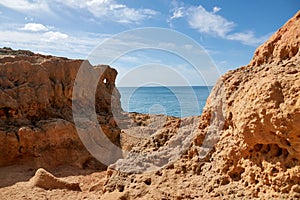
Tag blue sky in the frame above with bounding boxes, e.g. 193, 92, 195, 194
0, 0, 299, 86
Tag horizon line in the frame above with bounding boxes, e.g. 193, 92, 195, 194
116, 85, 214, 87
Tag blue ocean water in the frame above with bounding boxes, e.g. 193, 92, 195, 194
118, 86, 212, 118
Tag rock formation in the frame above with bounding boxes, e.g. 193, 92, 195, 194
0, 10, 300, 200
0, 47, 122, 168
249, 11, 300, 67
102, 10, 300, 199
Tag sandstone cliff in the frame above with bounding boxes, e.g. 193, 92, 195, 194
102, 10, 300, 199
0, 47, 122, 168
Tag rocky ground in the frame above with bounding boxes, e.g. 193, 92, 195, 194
0, 10, 300, 200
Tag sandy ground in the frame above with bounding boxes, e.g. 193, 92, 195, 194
0, 164, 107, 200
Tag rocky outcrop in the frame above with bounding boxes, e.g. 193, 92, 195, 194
249, 11, 300, 67
204, 10, 300, 198
0, 47, 122, 168
102, 11, 300, 199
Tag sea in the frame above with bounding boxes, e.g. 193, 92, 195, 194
118, 86, 212, 118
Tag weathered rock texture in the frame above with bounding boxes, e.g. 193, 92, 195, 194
30, 168, 81, 191
250, 11, 300, 67
102, 11, 300, 199
1, 10, 300, 200
0, 47, 122, 168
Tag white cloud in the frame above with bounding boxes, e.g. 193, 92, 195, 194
169, 4, 267, 46
43, 31, 68, 41
21, 23, 49, 32
212, 6, 221, 13
170, 7, 184, 20
0, 0, 157, 24
187, 6, 235, 37
168, 0, 185, 25
57, 0, 158, 24
0, 0, 50, 14
0, 29, 106, 58
227, 31, 269, 46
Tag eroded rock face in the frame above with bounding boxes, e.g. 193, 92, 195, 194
205, 10, 300, 197
0, 47, 121, 122
102, 11, 300, 199
1, 10, 300, 199
249, 11, 300, 67
0, 47, 122, 168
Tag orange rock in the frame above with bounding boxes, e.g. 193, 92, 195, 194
103, 11, 300, 199
30, 168, 81, 191
0, 48, 122, 168
249, 11, 300, 67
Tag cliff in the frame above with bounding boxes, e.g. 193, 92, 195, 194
0, 47, 122, 168
102, 11, 300, 199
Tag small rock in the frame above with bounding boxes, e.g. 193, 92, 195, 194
30, 168, 81, 191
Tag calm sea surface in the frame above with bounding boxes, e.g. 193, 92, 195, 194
118, 86, 212, 118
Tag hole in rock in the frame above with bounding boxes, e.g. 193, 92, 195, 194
254, 144, 263, 152
144, 178, 152, 185
271, 167, 279, 174
261, 144, 271, 154
229, 167, 245, 181
276, 148, 282, 157
1, 107, 11, 118
221, 177, 230, 185
282, 149, 289, 157
117, 185, 124, 192
252, 143, 288, 158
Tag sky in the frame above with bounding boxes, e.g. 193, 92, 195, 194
0, 0, 299, 86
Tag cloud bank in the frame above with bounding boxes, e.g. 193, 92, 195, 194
170, 4, 268, 46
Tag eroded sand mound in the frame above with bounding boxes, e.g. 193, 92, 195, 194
30, 168, 81, 191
